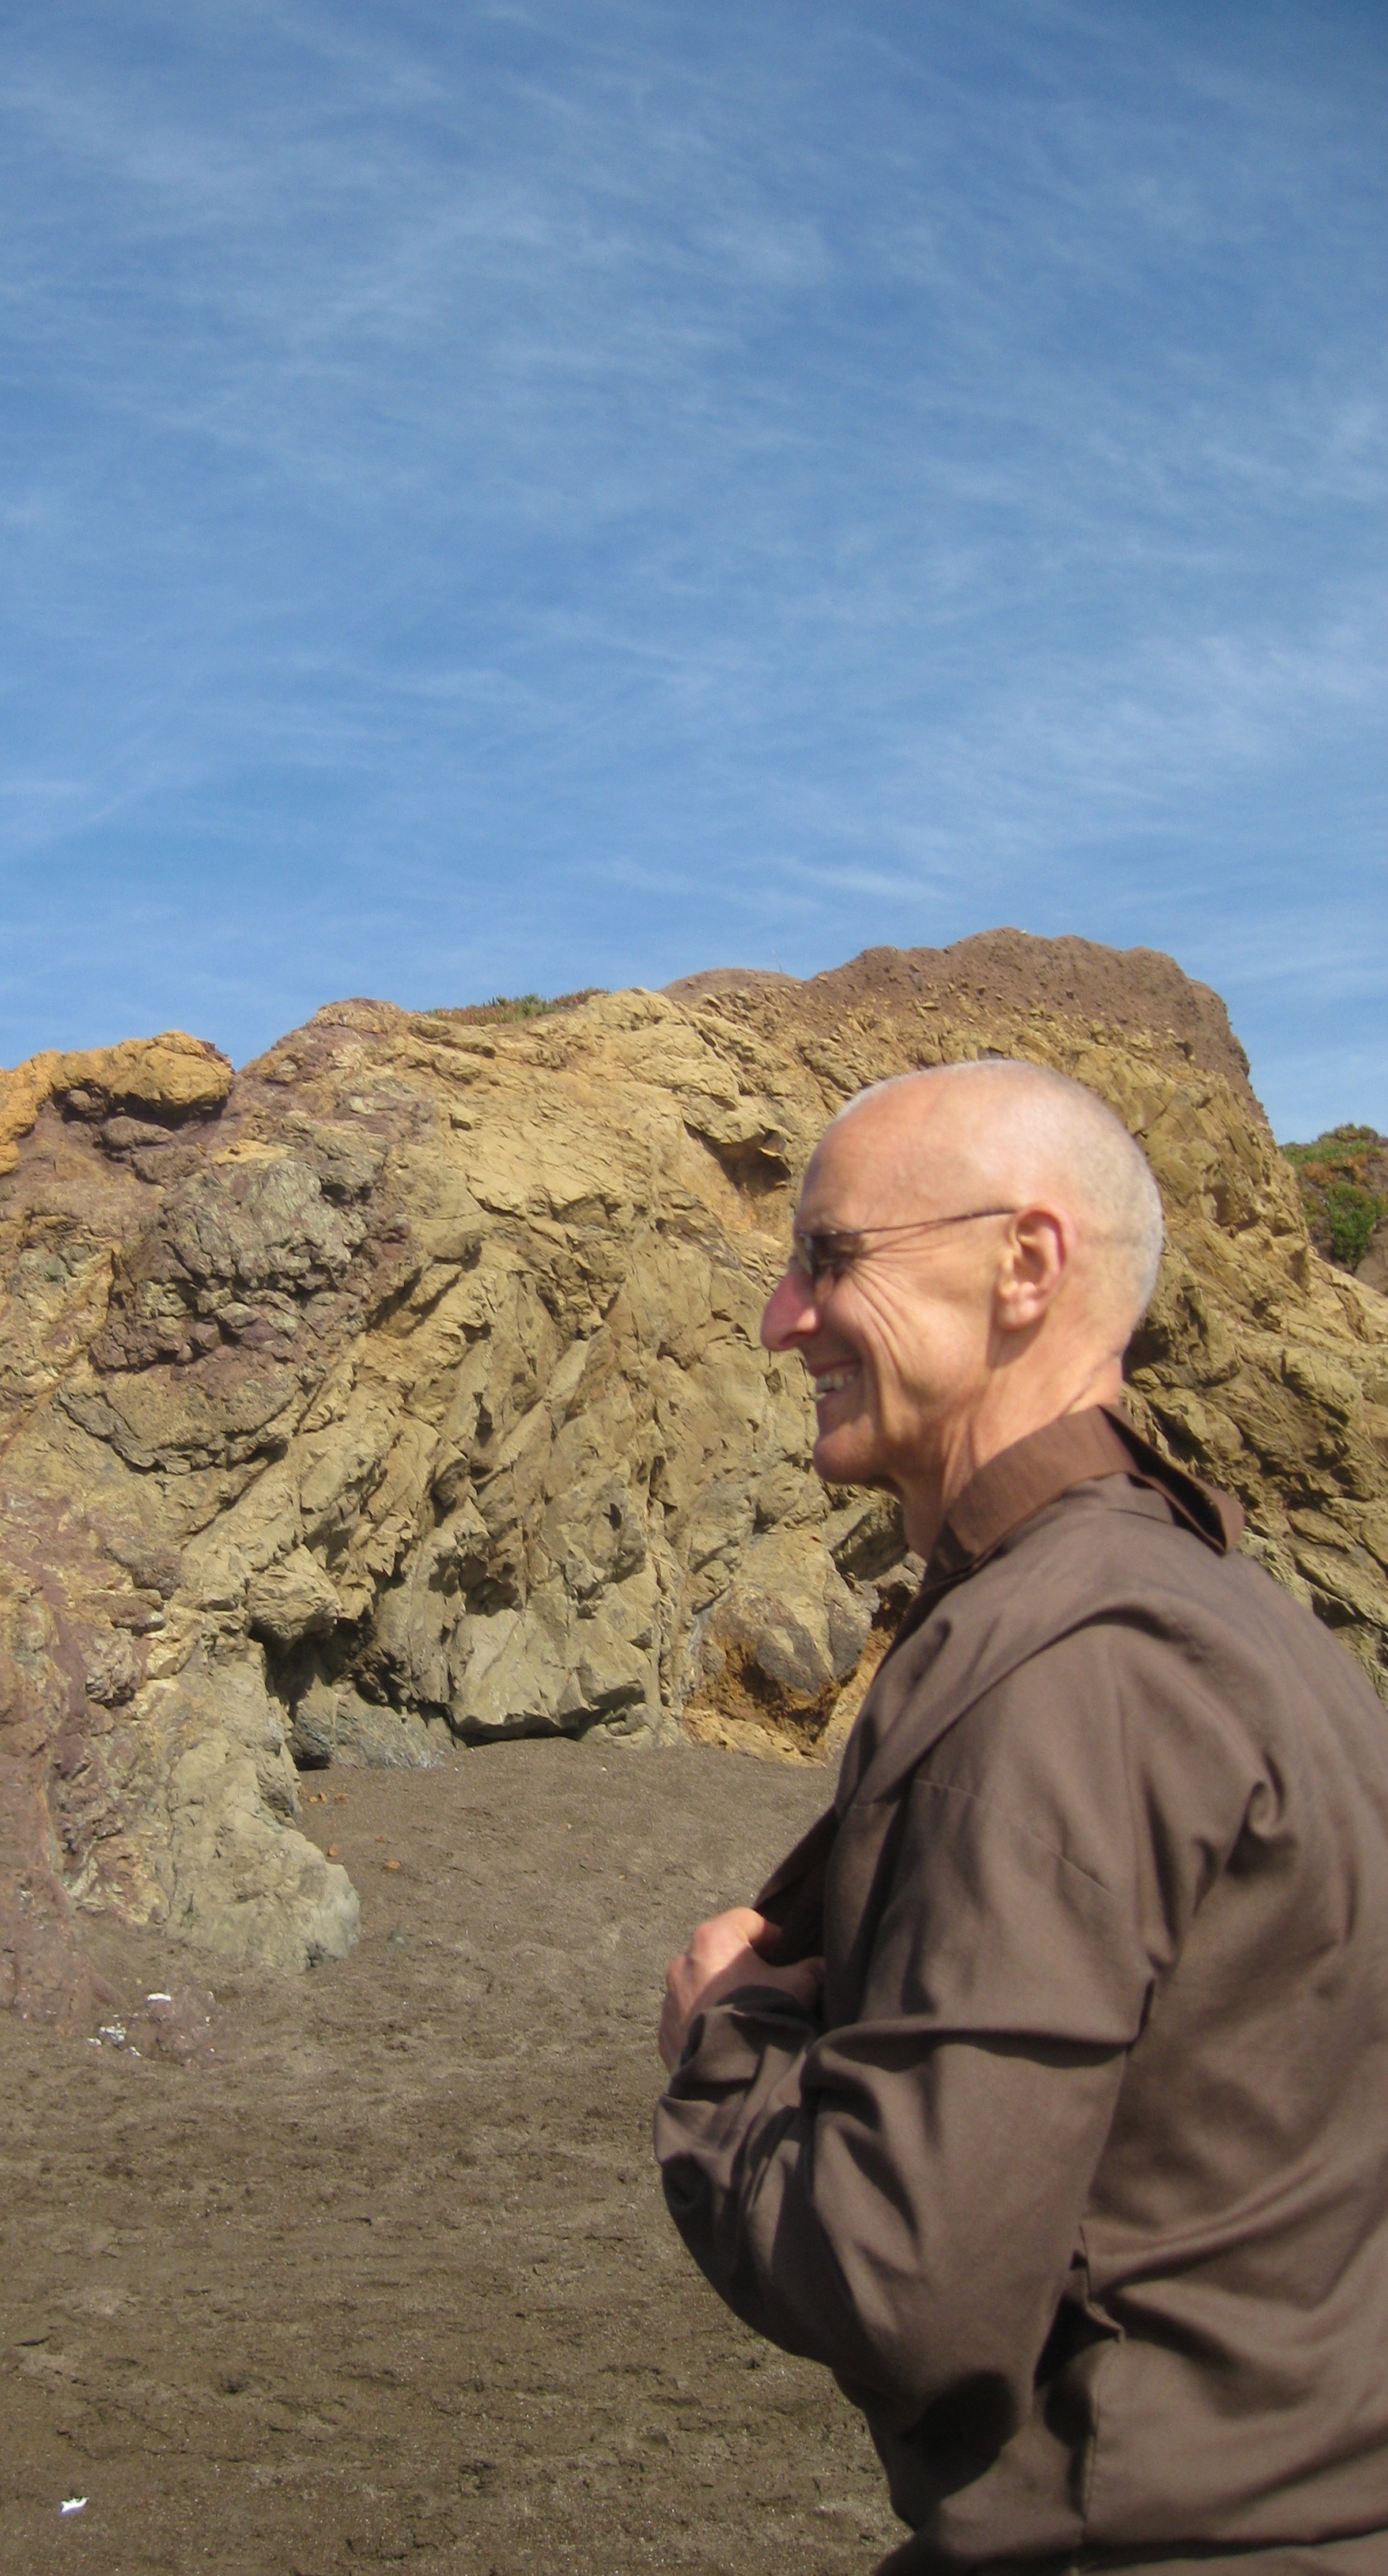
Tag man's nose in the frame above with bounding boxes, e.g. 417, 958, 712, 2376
761, 1265, 818, 1350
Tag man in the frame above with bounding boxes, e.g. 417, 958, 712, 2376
654, 1060, 1388, 2575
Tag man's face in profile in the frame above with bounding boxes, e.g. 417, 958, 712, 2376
760, 1108, 1004, 1504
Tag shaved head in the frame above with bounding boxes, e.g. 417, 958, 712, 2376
764, 1055, 1163, 1549
830, 1059, 1164, 1338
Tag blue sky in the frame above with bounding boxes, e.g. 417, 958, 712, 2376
1, 1, 1383, 1138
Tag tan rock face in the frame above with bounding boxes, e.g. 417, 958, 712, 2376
2, 932, 1386, 1998
0, 1031, 233, 1178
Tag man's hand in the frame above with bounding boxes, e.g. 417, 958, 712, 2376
659, 1906, 825, 2072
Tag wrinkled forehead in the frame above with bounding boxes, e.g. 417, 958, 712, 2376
796, 1080, 989, 1229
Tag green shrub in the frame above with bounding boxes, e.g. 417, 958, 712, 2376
1322, 1180, 1382, 1270
425, 989, 606, 1029
1283, 1125, 1387, 1271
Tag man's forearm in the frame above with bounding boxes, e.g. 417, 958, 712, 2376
657, 1992, 1127, 2430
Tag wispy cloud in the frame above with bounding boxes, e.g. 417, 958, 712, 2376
0, 0, 1382, 1137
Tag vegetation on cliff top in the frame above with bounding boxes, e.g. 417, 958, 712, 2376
429, 989, 607, 1027
1284, 1126, 1388, 1273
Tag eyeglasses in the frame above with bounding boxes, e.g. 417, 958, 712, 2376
789, 1207, 1018, 1288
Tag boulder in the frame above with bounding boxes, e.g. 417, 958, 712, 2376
683, 1524, 875, 1759
289, 1678, 444, 1771
156, 1655, 359, 1969
247, 1550, 343, 1648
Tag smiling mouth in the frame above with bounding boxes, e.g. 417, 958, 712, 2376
812, 1365, 860, 1398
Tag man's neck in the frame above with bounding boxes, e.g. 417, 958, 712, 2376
899, 1356, 1126, 1558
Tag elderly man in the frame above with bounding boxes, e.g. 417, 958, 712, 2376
654, 1061, 1388, 2576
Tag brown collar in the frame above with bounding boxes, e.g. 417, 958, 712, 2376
924, 1403, 1242, 1593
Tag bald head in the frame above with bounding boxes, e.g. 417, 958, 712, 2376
766, 1056, 1163, 1549
830, 1059, 1164, 1341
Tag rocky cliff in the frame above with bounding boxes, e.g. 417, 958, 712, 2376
3, 932, 1387, 2016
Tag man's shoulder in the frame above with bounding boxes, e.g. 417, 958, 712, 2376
974, 1473, 1318, 1652
849, 1477, 1382, 1810
919, 1475, 1254, 1678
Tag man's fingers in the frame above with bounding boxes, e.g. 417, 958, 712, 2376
659, 1940, 826, 2073
658, 1909, 826, 2073
690, 1907, 768, 1965
665, 1909, 768, 1997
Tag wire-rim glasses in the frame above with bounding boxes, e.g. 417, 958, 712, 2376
789, 1207, 1019, 1288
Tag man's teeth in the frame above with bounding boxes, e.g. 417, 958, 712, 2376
814, 1367, 858, 1396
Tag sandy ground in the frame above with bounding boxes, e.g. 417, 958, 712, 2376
1, 1737, 905, 2575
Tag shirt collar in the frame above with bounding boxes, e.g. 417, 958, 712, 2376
925, 1402, 1243, 1591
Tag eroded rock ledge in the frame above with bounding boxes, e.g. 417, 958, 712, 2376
2, 932, 1386, 2000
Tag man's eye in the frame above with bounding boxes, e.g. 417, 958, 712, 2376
792, 1237, 853, 1284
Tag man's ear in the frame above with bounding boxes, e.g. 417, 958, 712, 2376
995, 1206, 1068, 1331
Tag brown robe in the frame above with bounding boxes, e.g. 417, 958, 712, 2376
654, 1409, 1388, 2573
